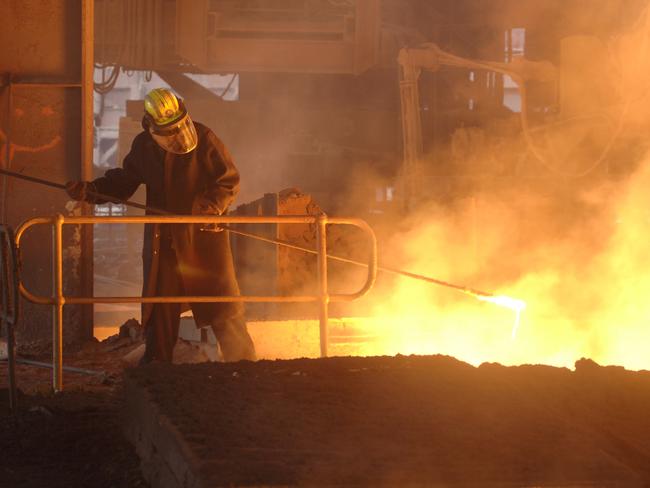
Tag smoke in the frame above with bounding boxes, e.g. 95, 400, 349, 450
342, 1, 650, 370
102, 1, 650, 369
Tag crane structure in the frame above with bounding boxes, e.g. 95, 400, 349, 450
397, 43, 558, 208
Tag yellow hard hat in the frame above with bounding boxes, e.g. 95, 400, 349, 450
143, 88, 198, 154
144, 88, 183, 126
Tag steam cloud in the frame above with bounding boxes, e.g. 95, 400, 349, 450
349, 2, 650, 370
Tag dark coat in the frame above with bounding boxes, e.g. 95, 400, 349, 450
90, 121, 243, 327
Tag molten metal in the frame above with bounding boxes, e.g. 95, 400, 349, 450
475, 294, 527, 339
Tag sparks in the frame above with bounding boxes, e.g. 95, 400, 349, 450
476, 294, 527, 339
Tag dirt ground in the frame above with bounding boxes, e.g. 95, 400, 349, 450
4, 338, 650, 487
0, 338, 149, 488
129, 355, 650, 487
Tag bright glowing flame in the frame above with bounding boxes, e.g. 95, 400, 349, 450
475, 294, 526, 339
255, 5, 650, 371
475, 294, 526, 313
333, 141, 650, 371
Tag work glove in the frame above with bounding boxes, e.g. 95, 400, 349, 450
65, 181, 96, 202
193, 196, 224, 233
192, 195, 222, 215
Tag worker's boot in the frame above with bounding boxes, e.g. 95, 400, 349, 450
139, 316, 176, 365
212, 315, 257, 362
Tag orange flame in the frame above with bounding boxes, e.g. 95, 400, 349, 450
475, 294, 526, 339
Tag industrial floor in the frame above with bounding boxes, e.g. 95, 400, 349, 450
3, 337, 650, 487
125, 356, 650, 487
0, 339, 148, 488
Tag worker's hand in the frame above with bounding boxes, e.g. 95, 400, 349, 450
193, 196, 224, 233
200, 223, 223, 233
65, 181, 95, 202
192, 195, 222, 215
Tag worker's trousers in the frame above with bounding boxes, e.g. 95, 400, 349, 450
142, 243, 257, 363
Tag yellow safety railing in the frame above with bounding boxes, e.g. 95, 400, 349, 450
15, 214, 378, 392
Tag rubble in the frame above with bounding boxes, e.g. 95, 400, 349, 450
118, 318, 144, 342
100, 318, 144, 353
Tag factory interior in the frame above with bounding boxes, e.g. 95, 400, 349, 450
3, 0, 650, 486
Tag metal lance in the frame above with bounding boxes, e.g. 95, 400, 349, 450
0, 167, 525, 307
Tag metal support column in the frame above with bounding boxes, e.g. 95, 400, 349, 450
316, 214, 329, 357
0, 225, 19, 411
398, 49, 425, 210
0, 0, 96, 344
80, 0, 95, 340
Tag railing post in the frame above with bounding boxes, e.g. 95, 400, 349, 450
6, 315, 16, 411
316, 214, 329, 357
0, 226, 17, 411
52, 214, 64, 392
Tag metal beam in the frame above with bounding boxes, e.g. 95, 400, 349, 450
81, 0, 95, 340
156, 71, 229, 103
0, 0, 95, 344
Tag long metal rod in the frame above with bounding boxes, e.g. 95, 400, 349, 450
0, 358, 105, 377
17, 215, 377, 305
0, 168, 152, 214
219, 225, 493, 299
1, 168, 494, 297
7, 82, 83, 88
24, 293, 324, 305
0, 168, 66, 190
23, 215, 326, 225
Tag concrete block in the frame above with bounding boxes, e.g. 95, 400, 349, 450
178, 317, 201, 342
124, 377, 205, 488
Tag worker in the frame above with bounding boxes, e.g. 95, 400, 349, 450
66, 88, 256, 363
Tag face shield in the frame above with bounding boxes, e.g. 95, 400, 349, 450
145, 98, 198, 155
149, 114, 198, 154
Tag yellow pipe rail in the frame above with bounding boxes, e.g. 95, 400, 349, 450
15, 214, 378, 392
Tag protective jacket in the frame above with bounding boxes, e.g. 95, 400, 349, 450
89, 122, 242, 327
